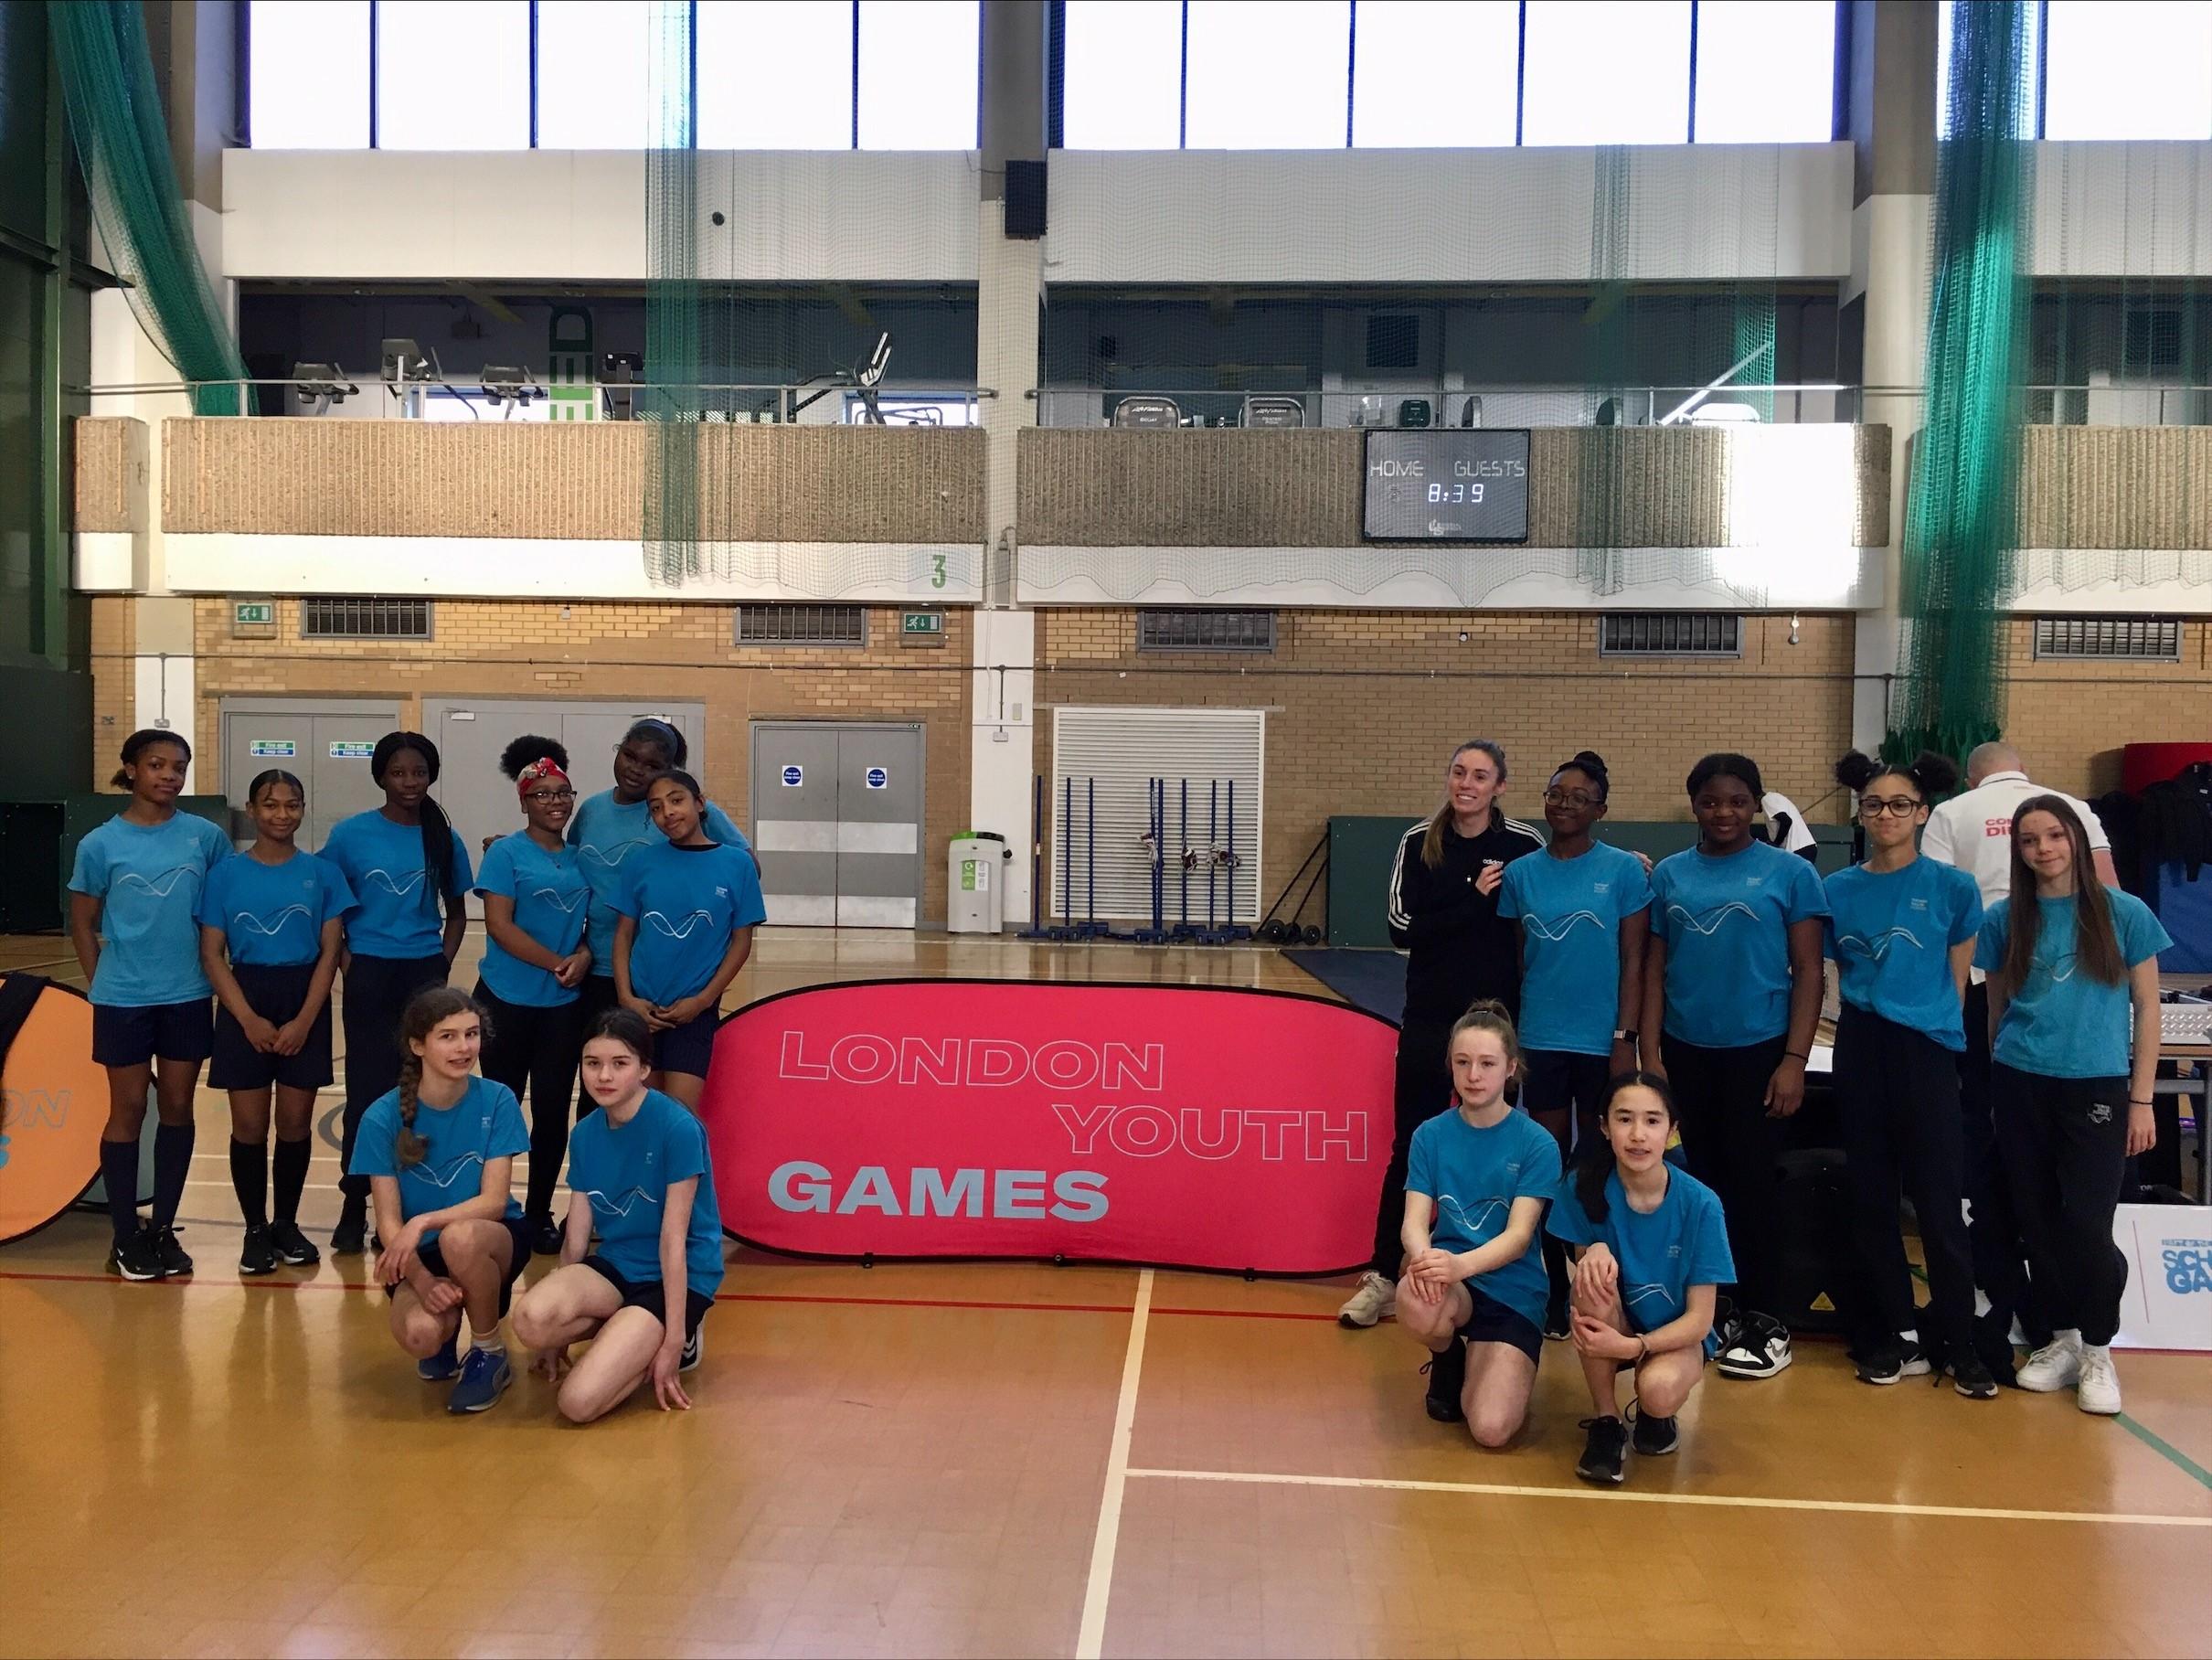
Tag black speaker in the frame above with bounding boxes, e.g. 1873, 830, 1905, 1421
1005, 158, 1047, 239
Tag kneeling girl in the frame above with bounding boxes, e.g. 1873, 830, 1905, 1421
1550, 1074, 1735, 1485
348, 986, 533, 1415
1397, 1000, 1561, 1447
512, 1008, 725, 1421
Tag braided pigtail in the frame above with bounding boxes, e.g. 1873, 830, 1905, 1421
394, 1048, 428, 1168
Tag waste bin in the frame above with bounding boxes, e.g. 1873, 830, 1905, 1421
948, 832, 1008, 933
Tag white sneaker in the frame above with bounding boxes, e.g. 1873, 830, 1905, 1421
2016, 1331, 2083, 1393
1717, 1313, 1793, 1380
1336, 1271, 1397, 1328
2075, 1345, 2122, 1416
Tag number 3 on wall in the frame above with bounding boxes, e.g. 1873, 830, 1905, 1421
930, 553, 947, 590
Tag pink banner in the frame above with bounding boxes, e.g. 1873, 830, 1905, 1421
700, 980, 1398, 1273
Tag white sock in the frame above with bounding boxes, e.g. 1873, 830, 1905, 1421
2056, 1326, 2083, 1346
471, 1325, 504, 1354
2081, 1341, 2110, 1358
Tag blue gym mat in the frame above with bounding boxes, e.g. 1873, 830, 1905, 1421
1281, 948, 1406, 1027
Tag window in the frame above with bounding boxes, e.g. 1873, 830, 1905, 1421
2031, 616, 2182, 662
1936, 0, 2038, 139
376, 1, 530, 150
1138, 611, 1276, 652
2124, 310, 2185, 374
1599, 612, 1741, 656
696, 0, 854, 150
1183, 0, 1350, 149
1694, 1, 1835, 144
536, 0, 653, 149
857, 0, 980, 150
2043, 1, 2212, 140
1365, 316, 1420, 370
303, 598, 433, 640
1522, 1, 1691, 145
1352, 1, 1518, 149
737, 604, 867, 645
248, 0, 370, 148
1061, 0, 1182, 149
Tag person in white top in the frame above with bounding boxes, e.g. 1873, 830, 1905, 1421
1920, 741, 2119, 1378
1760, 790, 1818, 861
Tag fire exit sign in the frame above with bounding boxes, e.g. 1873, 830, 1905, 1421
234, 601, 273, 625
901, 611, 944, 635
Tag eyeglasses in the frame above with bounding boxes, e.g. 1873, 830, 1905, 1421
525, 789, 576, 804
1541, 788, 1601, 809
1858, 796, 1923, 820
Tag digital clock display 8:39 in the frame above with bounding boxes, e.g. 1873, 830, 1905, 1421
1361, 429, 1532, 543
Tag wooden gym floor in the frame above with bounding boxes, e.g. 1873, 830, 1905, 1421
4, 929, 2210, 1660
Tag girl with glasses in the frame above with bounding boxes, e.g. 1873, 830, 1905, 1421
473, 735, 594, 1254
1824, 750, 1995, 1398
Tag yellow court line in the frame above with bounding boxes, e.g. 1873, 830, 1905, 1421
1077, 1266, 1154, 1660
1123, 1467, 2212, 1528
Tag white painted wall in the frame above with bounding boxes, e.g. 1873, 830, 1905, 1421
2031, 142, 2212, 276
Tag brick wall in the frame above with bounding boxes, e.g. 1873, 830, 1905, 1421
1999, 618, 2212, 798
89, 595, 137, 782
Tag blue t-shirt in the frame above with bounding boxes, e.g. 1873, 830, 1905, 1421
1973, 889, 2171, 1080
69, 813, 234, 1007
1649, 839, 1829, 1048
1498, 841, 1654, 1057
615, 840, 768, 1006
320, 809, 474, 960
473, 831, 591, 1007
568, 1089, 726, 1296
569, 791, 750, 981
348, 1074, 528, 1247
1823, 857, 1983, 1052
1403, 1106, 1562, 1330
1547, 1165, 1737, 1356
197, 850, 356, 969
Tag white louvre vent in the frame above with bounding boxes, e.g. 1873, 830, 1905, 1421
1049, 707, 1266, 924
2031, 615, 2182, 662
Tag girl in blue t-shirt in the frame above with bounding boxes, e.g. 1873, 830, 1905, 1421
197, 770, 355, 1276
1549, 1074, 1734, 1486
320, 731, 474, 1256
1642, 751, 1828, 1382
475, 735, 593, 1254
1396, 1002, 1562, 1448
1973, 795, 2169, 1419
68, 729, 233, 1282
347, 985, 533, 1416
1824, 750, 1994, 1398
512, 1007, 726, 1421
1497, 750, 1653, 1335
612, 769, 766, 1108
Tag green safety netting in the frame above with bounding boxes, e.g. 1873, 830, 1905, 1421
48, 0, 246, 416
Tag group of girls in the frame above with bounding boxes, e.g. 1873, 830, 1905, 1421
69, 718, 762, 1300
1351, 736, 2170, 1482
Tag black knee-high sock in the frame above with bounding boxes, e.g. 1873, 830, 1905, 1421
152, 1122, 196, 1229
101, 1139, 142, 1244
231, 1137, 269, 1228
272, 1137, 311, 1225
1542, 1232, 1570, 1315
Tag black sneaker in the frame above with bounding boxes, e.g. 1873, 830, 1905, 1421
1576, 1417, 1628, 1484
109, 1228, 165, 1282
268, 1221, 320, 1267
239, 1226, 278, 1277
680, 1326, 702, 1373
150, 1225, 194, 1278
330, 1199, 367, 1256
1543, 1298, 1570, 1342
1717, 1312, 1792, 1379
528, 1214, 564, 1257
1973, 1310, 2021, 1388
1854, 1339, 1931, 1387
1947, 1347, 2000, 1400
1629, 1409, 1679, 1456
1422, 1339, 1468, 1424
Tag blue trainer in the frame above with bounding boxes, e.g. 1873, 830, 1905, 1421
446, 1346, 512, 1414
416, 1333, 460, 1383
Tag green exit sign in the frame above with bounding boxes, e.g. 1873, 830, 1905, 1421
234, 601, 273, 625
901, 610, 944, 635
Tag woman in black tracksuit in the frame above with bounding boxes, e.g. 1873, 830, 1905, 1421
1338, 738, 1544, 1329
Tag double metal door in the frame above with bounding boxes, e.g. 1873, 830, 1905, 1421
750, 722, 924, 928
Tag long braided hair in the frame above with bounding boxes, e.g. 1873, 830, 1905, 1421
393, 985, 484, 1168
369, 731, 457, 925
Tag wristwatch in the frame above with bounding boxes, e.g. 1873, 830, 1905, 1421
1613, 1028, 1638, 1043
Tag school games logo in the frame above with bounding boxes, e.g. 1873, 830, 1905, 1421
116, 866, 201, 899
527, 887, 588, 912
579, 839, 650, 869
1523, 910, 1604, 942
358, 867, 427, 898
1836, 927, 1922, 963
583, 1185, 662, 1218
1666, 901, 1758, 936
643, 910, 716, 939
2162, 1240, 2212, 1295
1435, 1193, 1509, 1240
230, 904, 313, 938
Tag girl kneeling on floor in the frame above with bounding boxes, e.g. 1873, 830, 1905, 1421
1397, 1000, 1562, 1447
348, 986, 533, 1416
512, 1008, 725, 1421
1550, 1074, 1735, 1486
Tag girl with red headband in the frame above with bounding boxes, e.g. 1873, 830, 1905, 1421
473, 735, 594, 1254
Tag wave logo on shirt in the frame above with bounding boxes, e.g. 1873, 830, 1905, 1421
114, 865, 201, 899
358, 867, 426, 898
1624, 1282, 1676, 1318
643, 910, 716, 940
1666, 901, 1758, 937
579, 839, 651, 869
1435, 1193, 1508, 1240
409, 1153, 486, 1191
583, 1185, 664, 1218
1836, 926, 1922, 963
1524, 910, 1604, 942
230, 904, 312, 937
527, 887, 589, 912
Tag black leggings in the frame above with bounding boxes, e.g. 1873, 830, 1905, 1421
476, 981, 586, 1220
1993, 1063, 2132, 1347
1662, 1032, 1789, 1320
1834, 1004, 1974, 1356
339, 952, 449, 1200
1960, 982, 2045, 1344
1369, 1016, 1455, 1275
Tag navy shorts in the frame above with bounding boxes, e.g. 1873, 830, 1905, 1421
580, 1252, 714, 1340
1520, 1048, 1613, 1122
91, 997, 214, 1068
386, 1215, 533, 1315
652, 1003, 720, 1080
1455, 1284, 1545, 1367
209, 963, 334, 1091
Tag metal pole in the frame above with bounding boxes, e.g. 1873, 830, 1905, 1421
1061, 773, 1073, 927
1207, 781, 1218, 931
1179, 779, 1190, 927
1087, 776, 1097, 928
1030, 772, 1045, 933
1228, 777, 1237, 930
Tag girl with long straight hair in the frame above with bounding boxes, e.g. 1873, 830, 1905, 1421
1339, 738, 1544, 1330
1973, 795, 2167, 1416
319, 731, 473, 1254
